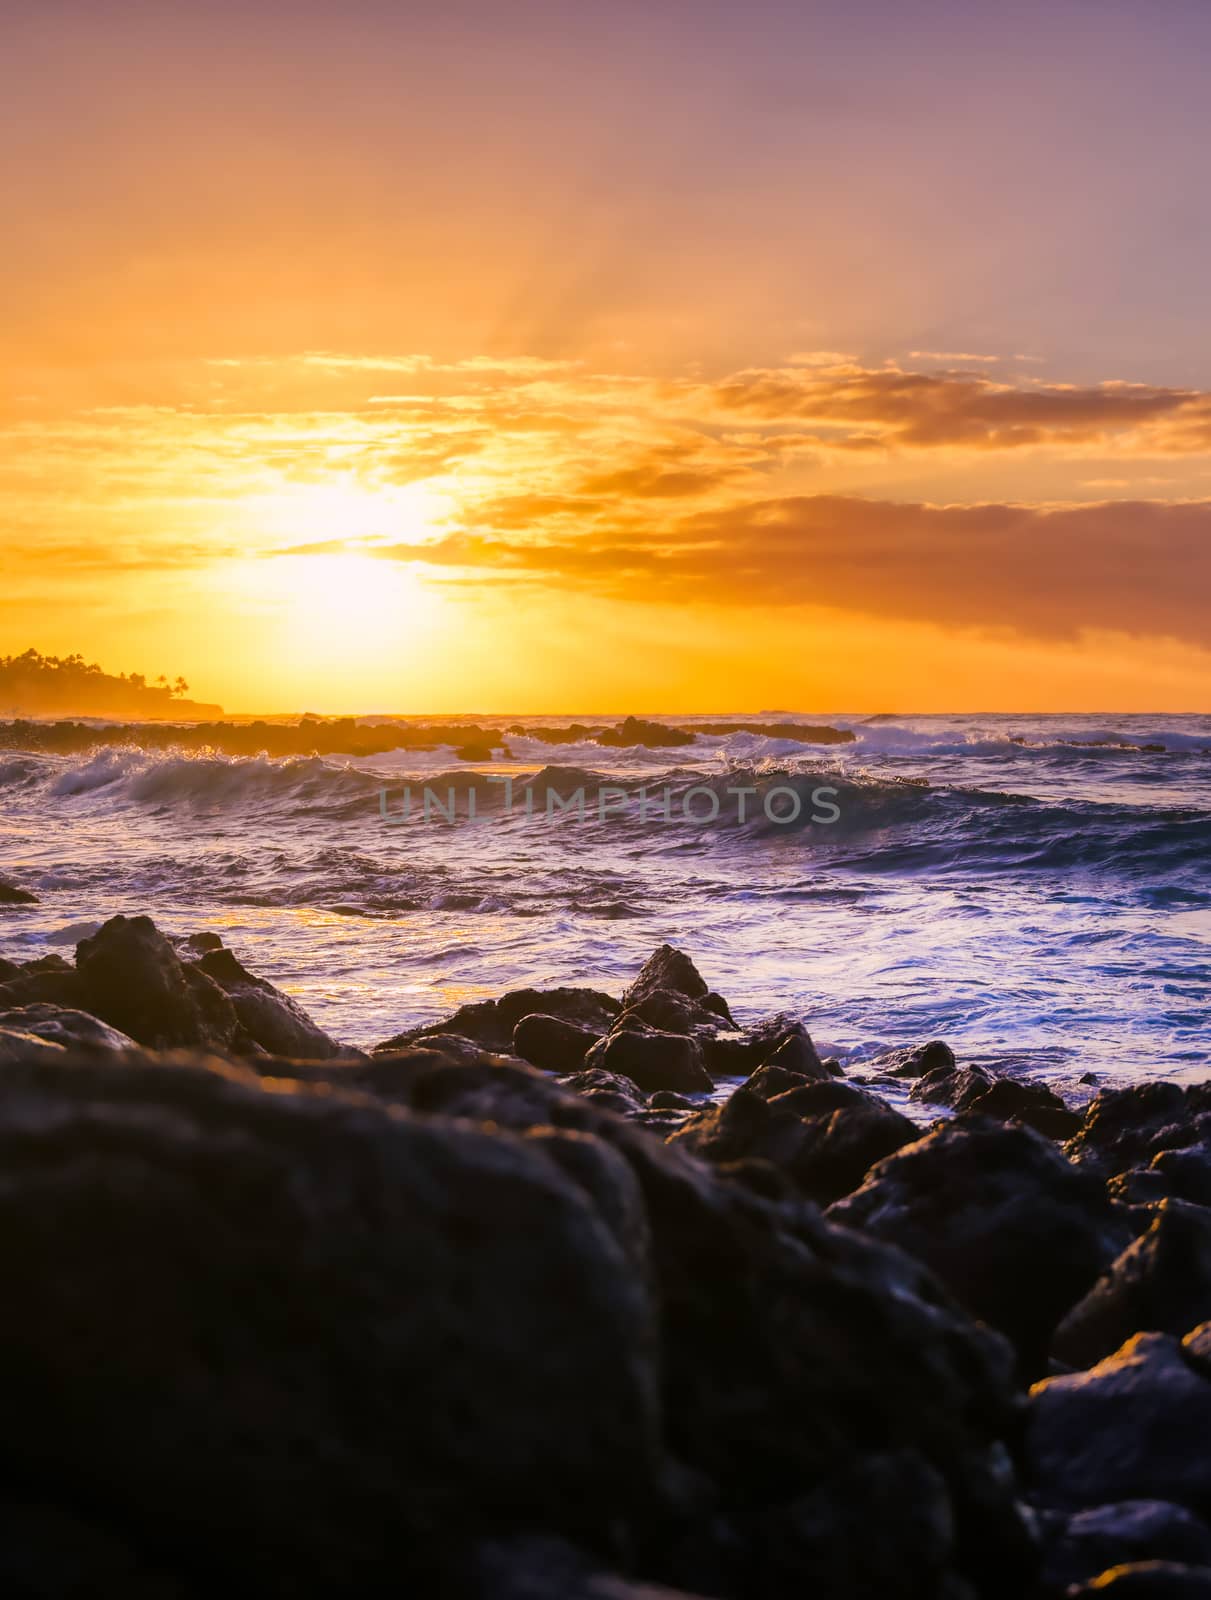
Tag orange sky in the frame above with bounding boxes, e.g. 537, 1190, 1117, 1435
4, 1, 1211, 712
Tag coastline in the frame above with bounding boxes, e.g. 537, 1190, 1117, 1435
1, 918, 1210, 1594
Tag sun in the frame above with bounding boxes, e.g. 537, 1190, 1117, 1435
251, 478, 445, 548
275, 548, 440, 652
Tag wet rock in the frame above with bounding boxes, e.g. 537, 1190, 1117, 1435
868, 1039, 957, 1079
583, 1024, 713, 1096
465, 1536, 712, 1598
174, 930, 225, 957
0, 881, 38, 905
670, 1080, 918, 1207
831, 1116, 1130, 1374
1066, 1084, 1211, 1180
649, 1091, 696, 1112
73, 915, 241, 1052
1026, 1332, 1211, 1517
621, 945, 711, 1010
0, 1494, 188, 1598
556, 1067, 647, 1116
193, 947, 344, 1060
0, 1027, 67, 1063
911, 1062, 1080, 1139
514, 1013, 603, 1073
1113, 1148, 1211, 1209
1052, 1201, 1211, 1369
116, 1037, 1033, 1594
1066, 1563, 1211, 1596
375, 985, 618, 1055
615, 989, 728, 1039
0, 1004, 136, 1053
761, 1023, 835, 1079
0, 1050, 661, 1592
1039, 1502, 1211, 1597
702, 991, 735, 1026
0, 958, 19, 982
738, 1061, 814, 1101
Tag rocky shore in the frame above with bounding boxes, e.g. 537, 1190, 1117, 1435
1, 916, 1210, 1596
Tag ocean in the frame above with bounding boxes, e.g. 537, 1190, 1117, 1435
2, 712, 1209, 1105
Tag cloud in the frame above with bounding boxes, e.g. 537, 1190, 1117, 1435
699, 365, 1211, 453
356, 494, 1211, 647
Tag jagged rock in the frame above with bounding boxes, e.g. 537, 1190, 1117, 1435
514, 1013, 603, 1073
1026, 1331, 1211, 1517
735, 1062, 811, 1101
614, 990, 728, 1039
464, 1536, 712, 1598
910, 1062, 1080, 1139
0, 1027, 66, 1063
1066, 1084, 1211, 1180
556, 1067, 646, 1116
375, 986, 618, 1054
582, 1024, 713, 1095
1113, 1148, 1211, 1209
0, 1050, 660, 1592
1066, 1563, 1211, 1596
761, 1024, 836, 1080
621, 946, 711, 1010
193, 947, 344, 1060
0, 881, 38, 905
69, 915, 241, 1052
669, 1081, 918, 1207
1052, 1201, 1211, 1369
0, 1004, 136, 1053
0, 1494, 188, 1598
831, 1116, 1130, 1373
174, 930, 225, 956
868, 1039, 957, 1079
1039, 1502, 1211, 1597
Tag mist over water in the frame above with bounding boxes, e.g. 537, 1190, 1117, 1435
3, 712, 1209, 1097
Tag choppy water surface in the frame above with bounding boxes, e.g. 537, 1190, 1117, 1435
2, 713, 1208, 1097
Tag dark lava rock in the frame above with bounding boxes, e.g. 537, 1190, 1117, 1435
193, 947, 344, 1060
555, 1067, 647, 1116
1040, 1502, 1211, 1597
174, 930, 225, 957
375, 985, 618, 1054
614, 989, 728, 1040
0, 1050, 660, 1593
649, 1091, 697, 1112
583, 1024, 713, 1095
514, 1013, 603, 1073
1113, 1147, 1211, 1210
1067, 1564, 1211, 1596
669, 1080, 918, 1207
0, 1004, 136, 1053
0, 958, 20, 982
868, 1039, 957, 1079
74, 915, 241, 1053
1052, 1201, 1211, 1369
0, 1027, 66, 1062
702, 991, 736, 1026
1066, 1084, 1211, 1180
761, 1023, 836, 1080
831, 1116, 1129, 1374
221, 1042, 1032, 1596
1026, 1331, 1211, 1518
911, 1062, 1081, 1139
0, 881, 38, 905
454, 740, 496, 762
738, 1062, 815, 1101
621, 945, 711, 1010
597, 717, 696, 750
